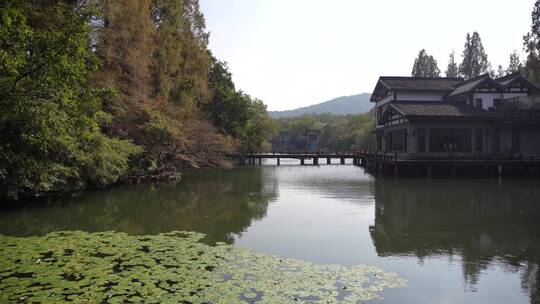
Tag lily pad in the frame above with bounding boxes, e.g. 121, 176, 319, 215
0, 231, 406, 303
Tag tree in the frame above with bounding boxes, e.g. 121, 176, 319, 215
506, 50, 522, 75
458, 32, 492, 79
411, 49, 441, 77
205, 56, 250, 137
445, 51, 459, 77
496, 65, 505, 78
523, 0, 540, 85
0, 1, 141, 200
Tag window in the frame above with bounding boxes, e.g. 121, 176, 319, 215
429, 128, 471, 152
417, 128, 426, 152
377, 106, 383, 125
308, 135, 317, 141
492, 128, 500, 153
475, 128, 484, 152
376, 136, 383, 151
475, 98, 483, 108
389, 130, 407, 152
512, 128, 520, 153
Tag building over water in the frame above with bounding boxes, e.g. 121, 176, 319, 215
370, 72, 540, 156
272, 130, 321, 153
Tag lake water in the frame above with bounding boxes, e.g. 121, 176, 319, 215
1, 159, 539, 303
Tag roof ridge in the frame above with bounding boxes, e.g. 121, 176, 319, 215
454, 73, 490, 86
495, 71, 522, 82
379, 76, 464, 81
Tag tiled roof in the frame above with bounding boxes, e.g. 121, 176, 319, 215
370, 76, 463, 101
379, 77, 463, 91
495, 72, 522, 87
389, 101, 494, 118
447, 74, 496, 97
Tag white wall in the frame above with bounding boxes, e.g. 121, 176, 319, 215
375, 93, 395, 128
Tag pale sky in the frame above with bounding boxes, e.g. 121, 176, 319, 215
200, 0, 535, 111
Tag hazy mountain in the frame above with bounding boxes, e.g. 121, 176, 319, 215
268, 93, 372, 118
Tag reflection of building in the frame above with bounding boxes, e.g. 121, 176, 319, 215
272, 130, 321, 152
369, 178, 540, 302
370, 73, 540, 156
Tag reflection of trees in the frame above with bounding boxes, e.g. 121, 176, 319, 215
369, 178, 540, 303
0, 168, 278, 244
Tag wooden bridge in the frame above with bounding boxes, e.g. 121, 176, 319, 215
234, 151, 540, 177
234, 152, 363, 166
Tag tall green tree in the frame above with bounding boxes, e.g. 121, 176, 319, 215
445, 51, 459, 77
0, 1, 140, 200
205, 57, 250, 137
458, 32, 492, 79
495, 65, 505, 78
506, 50, 522, 75
411, 49, 440, 77
523, 0, 540, 85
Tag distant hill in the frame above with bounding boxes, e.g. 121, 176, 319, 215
268, 93, 372, 118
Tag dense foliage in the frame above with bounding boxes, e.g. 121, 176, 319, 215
523, 0, 540, 85
275, 112, 375, 152
411, 49, 440, 77
0, 0, 274, 200
445, 51, 459, 78
459, 32, 491, 79
0, 1, 142, 199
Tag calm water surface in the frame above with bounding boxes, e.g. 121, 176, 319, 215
1, 159, 539, 303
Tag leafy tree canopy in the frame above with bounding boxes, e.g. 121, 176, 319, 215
411, 49, 441, 77
458, 32, 492, 79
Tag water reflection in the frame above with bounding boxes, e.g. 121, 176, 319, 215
0, 168, 277, 244
370, 178, 540, 302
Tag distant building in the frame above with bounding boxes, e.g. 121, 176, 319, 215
370, 72, 540, 156
272, 130, 321, 152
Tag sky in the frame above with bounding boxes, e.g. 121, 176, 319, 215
199, 0, 535, 111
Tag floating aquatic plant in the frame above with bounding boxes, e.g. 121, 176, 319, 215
0, 231, 406, 303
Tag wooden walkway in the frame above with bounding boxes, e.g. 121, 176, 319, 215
359, 151, 540, 177
233, 152, 362, 165
234, 151, 540, 177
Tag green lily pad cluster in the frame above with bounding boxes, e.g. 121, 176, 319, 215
0, 231, 406, 303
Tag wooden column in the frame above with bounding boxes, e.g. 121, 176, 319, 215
327, 157, 331, 165
277, 158, 280, 166
427, 165, 432, 177
393, 165, 399, 177
451, 166, 456, 178
314, 157, 318, 165
258, 158, 262, 166
300, 158, 305, 165
340, 158, 345, 165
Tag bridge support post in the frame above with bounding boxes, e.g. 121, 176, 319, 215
498, 164, 503, 177
451, 166, 456, 178
393, 165, 399, 177
427, 165, 432, 177
258, 158, 262, 166
327, 157, 331, 165
277, 158, 280, 166
314, 157, 318, 165
300, 158, 305, 165
340, 158, 345, 165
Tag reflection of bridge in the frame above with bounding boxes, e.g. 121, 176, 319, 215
234, 152, 362, 166
235, 151, 540, 177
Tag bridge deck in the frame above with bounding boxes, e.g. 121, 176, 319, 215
237, 153, 360, 159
